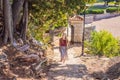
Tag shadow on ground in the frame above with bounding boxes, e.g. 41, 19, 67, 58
90, 62, 120, 80
48, 63, 88, 79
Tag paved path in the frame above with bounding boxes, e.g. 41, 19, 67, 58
93, 16, 120, 38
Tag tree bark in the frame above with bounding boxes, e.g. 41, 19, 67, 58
3, 25, 8, 44
12, 0, 25, 32
0, 0, 3, 38
3, 0, 13, 44
20, 0, 28, 41
0, 0, 3, 10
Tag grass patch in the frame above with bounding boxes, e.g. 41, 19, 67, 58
85, 4, 120, 14
96, 0, 104, 3
108, 1, 116, 5
88, 5, 106, 10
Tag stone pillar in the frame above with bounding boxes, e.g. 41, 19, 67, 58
69, 15, 84, 43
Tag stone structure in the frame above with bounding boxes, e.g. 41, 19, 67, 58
68, 15, 84, 43
85, 24, 95, 40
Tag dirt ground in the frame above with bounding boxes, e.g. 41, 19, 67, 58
1, 16, 120, 80
46, 36, 120, 80
12, 16, 120, 80
46, 44, 120, 80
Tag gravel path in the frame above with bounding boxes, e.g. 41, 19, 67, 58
46, 45, 112, 80
46, 16, 120, 80
46, 36, 120, 80
47, 45, 87, 80
93, 16, 120, 38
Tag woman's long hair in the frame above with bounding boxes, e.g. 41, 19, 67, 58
62, 33, 67, 40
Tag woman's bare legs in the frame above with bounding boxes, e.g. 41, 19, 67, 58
60, 57, 63, 62
62, 52, 68, 63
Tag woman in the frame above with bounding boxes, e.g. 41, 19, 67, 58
59, 33, 68, 63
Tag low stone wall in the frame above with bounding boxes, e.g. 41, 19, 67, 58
85, 13, 120, 24
85, 15, 94, 24
85, 24, 96, 40
94, 13, 120, 20
67, 24, 95, 42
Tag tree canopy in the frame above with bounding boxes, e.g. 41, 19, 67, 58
0, 0, 96, 45
28, 0, 96, 43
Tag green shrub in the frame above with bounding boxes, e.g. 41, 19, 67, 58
96, 0, 104, 2
86, 9, 104, 14
85, 30, 120, 57
106, 7, 120, 13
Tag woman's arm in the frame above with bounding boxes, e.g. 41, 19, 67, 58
59, 38, 61, 47
66, 38, 70, 48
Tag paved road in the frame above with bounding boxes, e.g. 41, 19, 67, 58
92, 16, 120, 38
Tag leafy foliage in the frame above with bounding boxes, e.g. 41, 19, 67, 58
28, 0, 96, 43
85, 30, 120, 57
103, 0, 115, 3
103, 0, 120, 5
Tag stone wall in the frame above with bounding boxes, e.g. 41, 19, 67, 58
94, 13, 120, 20
67, 24, 95, 42
71, 23, 83, 43
85, 24, 96, 40
85, 13, 120, 24
85, 15, 94, 24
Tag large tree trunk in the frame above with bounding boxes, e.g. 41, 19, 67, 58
20, 0, 28, 41
0, 0, 3, 10
3, 24, 8, 44
12, 0, 25, 33
3, 0, 13, 44
0, 0, 3, 38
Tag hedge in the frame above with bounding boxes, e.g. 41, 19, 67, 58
106, 7, 120, 13
86, 9, 104, 14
